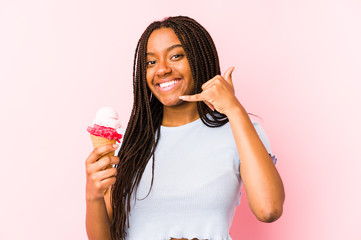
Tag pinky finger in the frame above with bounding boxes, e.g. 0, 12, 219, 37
179, 93, 204, 102
101, 177, 117, 191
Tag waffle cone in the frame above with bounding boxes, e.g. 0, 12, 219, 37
90, 134, 116, 158
89, 134, 117, 195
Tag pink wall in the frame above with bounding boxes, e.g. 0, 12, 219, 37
1, 0, 360, 239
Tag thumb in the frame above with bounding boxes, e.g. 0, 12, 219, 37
223, 66, 235, 85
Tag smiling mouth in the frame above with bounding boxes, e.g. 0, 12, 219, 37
157, 79, 181, 91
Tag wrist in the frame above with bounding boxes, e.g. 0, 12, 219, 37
225, 102, 247, 120
86, 193, 105, 202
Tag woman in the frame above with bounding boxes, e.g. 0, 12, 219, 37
85, 16, 285, 240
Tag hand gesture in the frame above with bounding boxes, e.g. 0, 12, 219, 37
179, 66, 241, 116
85, 144, 119, 201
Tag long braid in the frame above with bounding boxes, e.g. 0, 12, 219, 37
110, 16, 228, 239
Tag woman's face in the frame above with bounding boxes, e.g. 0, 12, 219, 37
146, 27, 195, 107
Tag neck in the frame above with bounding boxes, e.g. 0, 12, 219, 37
162, 102, 200, 127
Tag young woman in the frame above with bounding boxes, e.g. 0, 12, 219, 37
85, 16, 285, 240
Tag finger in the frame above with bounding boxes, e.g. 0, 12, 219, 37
93, 167, 118, 182
100, 177, 117, 192
223, 66, 235, 86
179, 93, 204, 102
86, 144, 119, 165
91, 156, 120, 173
89, 176, 117, 195
201, 77, 217, 90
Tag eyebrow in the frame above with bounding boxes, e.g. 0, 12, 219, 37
146, 44, 183, 56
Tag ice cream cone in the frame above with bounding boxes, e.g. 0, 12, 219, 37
90, 134, 117, 158
89, 134, 117, 195
87, 107, 123, 195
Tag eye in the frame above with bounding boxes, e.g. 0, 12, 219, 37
147, 60, 156, 66
171, 54, 183, 60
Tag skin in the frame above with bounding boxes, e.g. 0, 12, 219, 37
146, 27, 199, 126
85, 27, 285, 240
85, 144, 119, 240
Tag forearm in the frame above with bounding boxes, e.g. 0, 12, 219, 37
86, 197, 112, 240
227, 105, 285, 222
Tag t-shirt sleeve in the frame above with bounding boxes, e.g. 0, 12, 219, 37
252, 120, 277, 164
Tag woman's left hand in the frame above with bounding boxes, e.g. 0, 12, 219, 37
179, 66, 241, 116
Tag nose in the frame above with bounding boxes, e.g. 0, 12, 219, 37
156, 59, 171, 77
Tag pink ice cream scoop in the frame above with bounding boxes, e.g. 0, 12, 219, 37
87, 107, 122, 143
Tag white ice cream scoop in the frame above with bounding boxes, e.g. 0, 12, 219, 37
91, 106, 121, 129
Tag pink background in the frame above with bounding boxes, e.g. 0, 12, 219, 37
1, 0, 360, 239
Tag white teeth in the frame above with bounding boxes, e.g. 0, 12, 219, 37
159, 80, 179, 88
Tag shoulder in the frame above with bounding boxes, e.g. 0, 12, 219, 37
250, 119, 277, 163
250, 119, 273, 154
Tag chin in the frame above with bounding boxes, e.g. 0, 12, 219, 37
160, 98, 183, 107
162, 101, 183, 107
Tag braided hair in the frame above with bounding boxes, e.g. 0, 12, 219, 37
110, 16, 229, 239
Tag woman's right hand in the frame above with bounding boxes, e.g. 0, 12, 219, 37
85, 144, 120, 201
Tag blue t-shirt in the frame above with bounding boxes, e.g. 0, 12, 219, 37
121, 117, 276, 240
